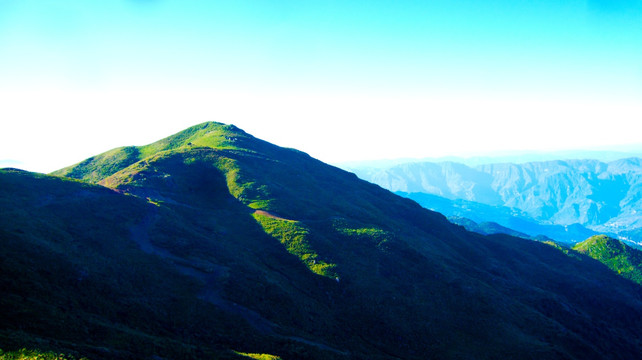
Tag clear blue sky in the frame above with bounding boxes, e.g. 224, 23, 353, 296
1, 0, 641, 172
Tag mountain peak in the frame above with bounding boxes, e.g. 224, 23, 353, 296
573, 234, 625, 252
143, 121, 249, 153
573, 235, 642, 283
50, 122, 268, 183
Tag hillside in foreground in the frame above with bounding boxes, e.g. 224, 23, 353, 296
3, 122, 642, 359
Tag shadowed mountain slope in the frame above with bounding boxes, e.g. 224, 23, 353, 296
3, 122, 642, 359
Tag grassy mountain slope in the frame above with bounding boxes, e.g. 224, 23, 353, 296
573, 235, 642, 284
51, 122, 247, 183
0, 168, 295, 359
3, 122, 642, 359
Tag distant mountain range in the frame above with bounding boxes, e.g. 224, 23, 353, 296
447, 216, 550, 241
337, 147, 642, 169
344, 159, 642, 244
395, 191, 599, 244
4, 122, 642, 359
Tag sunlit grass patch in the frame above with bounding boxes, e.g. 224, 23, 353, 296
0, 348, 88, 360
233, 351, 281, 360
252, 211, 337, 278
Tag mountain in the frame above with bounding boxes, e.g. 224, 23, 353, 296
573, 235, 642, 284
337, 148, 642, 170
447, 216, 539, 240
346, 159, 642, 243
3, 122, 642, 359
620, 227, 642, 248
396, 191, 599, 244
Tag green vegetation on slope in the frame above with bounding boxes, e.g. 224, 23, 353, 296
252, 211, 337, 278
573, 235, 642, 284
0, 348, 88, 360
234, 351, 282, 360
5, 123, 642, 359
0, 169, 238, 359
51, 122, 250, 183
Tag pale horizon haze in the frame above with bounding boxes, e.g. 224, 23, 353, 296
1, 0, 642, 173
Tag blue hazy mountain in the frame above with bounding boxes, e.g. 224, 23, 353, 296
346, 158, 642, 245
397, 191, 598, 244
447, 216, 538, 240
337, 148, 642, 170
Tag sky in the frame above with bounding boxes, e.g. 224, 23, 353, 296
1, 0, 641, 173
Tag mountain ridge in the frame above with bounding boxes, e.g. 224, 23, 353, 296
346, 158, 642, 243
396, 191, 599, 244
4, 122, 642, 359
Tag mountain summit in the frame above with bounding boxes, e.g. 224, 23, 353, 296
52, 122, 266, 183
3, 122, 642, 359
573, 235, 642, 284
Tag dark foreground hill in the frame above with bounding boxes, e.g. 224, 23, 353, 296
3, 122, 642, 359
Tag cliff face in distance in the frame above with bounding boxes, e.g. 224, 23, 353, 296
3, 122, 642, 359
348, 159, 642, 243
